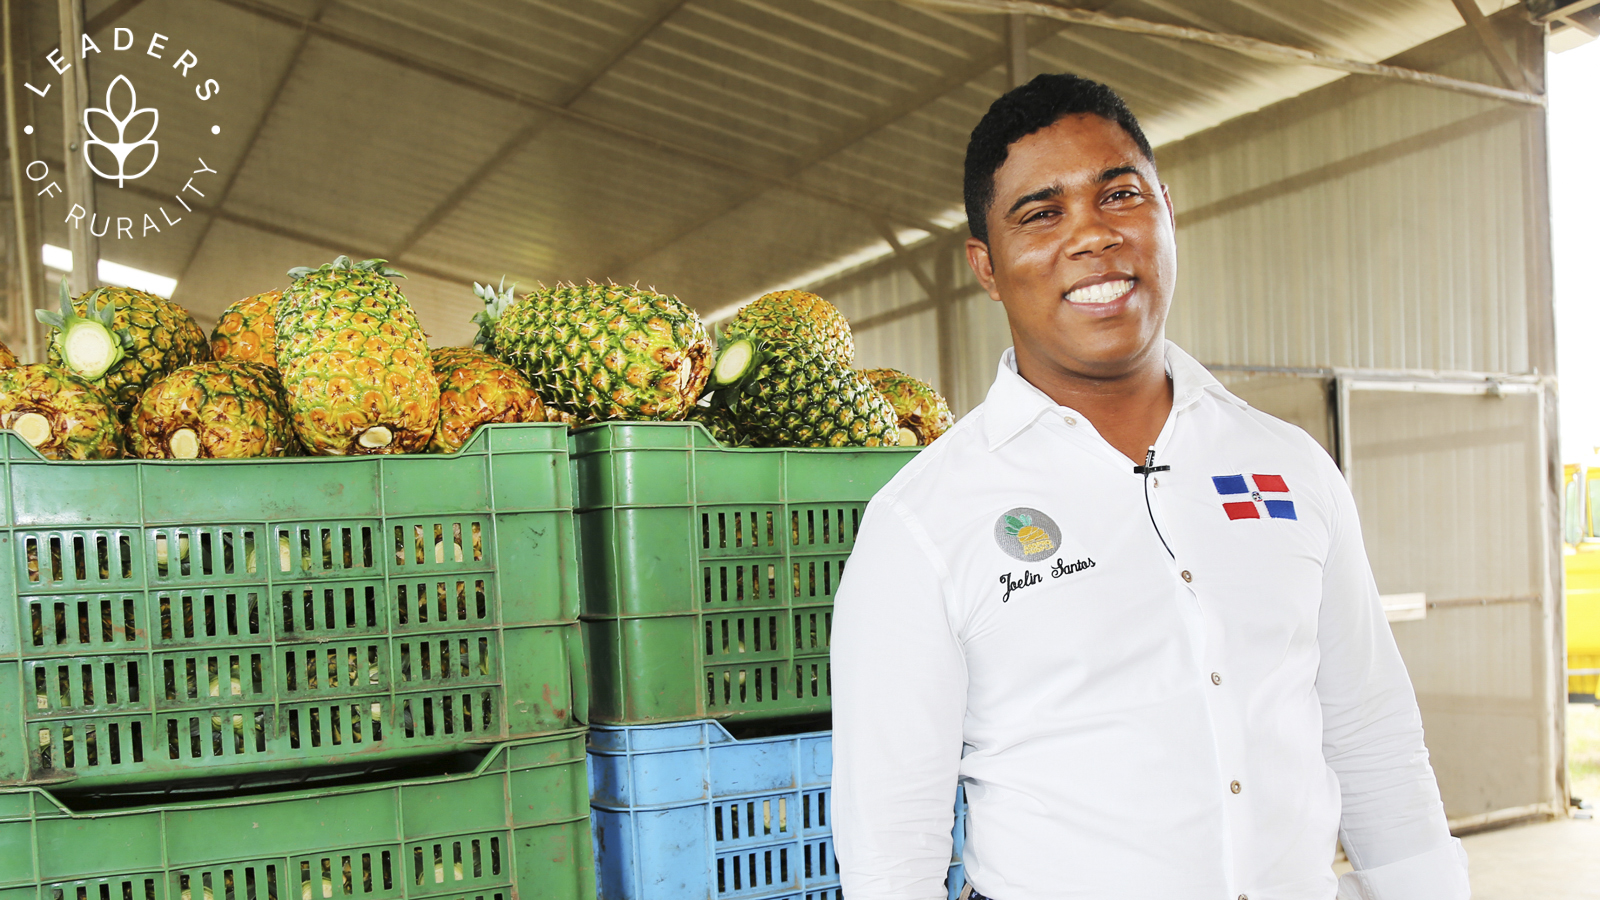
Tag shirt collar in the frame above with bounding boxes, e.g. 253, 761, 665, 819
980, 340, 1247, 451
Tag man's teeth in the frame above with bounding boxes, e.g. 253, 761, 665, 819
1066, 279, 1133, 305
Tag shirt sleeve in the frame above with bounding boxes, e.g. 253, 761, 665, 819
1310, 436, 1469, 898
832, 495, 967, 900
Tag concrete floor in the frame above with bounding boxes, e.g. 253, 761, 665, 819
1456, 816, 1600, 899
1331, 815, 1600, 898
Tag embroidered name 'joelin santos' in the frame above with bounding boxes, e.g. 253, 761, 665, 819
999, 555, 1097, 602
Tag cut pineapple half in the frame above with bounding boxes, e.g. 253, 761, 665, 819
169, 427, 201, 459
59, 318, 121, 379
11, 412, 50, 447
35, 281, 129, 380
711, 338, 758, 387
358, 425, 394, 449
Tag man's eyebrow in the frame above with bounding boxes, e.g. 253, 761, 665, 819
1098, 165, 1141, 183
1006, 183, 1062, 217
1004, 166, 1147, 218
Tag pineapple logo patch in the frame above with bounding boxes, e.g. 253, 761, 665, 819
995, 507, 1061, 562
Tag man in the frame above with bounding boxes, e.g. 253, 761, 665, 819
830, 74, 1467, 900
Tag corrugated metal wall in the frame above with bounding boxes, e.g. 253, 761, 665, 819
1161, 49, 1545, 376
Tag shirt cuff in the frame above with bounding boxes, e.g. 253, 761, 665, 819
1336, 839, 1469, 900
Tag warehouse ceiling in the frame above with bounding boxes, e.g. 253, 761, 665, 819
10, 0, 1524, 344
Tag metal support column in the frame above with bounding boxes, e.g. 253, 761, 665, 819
1007, 12, 1029, 88
3, 0, 43, 360
58, 0, 96, 294
934, 240, 959, 409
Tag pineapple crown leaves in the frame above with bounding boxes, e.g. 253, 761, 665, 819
286, 255, 406, 283
34, 282, 134, 350
1003, 514, 1032, 536
469, 277, 517, 351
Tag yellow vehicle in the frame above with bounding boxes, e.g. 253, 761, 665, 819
1564, 463, 1600, 699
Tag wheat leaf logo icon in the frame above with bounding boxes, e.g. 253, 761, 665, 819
83, 74, 159, 188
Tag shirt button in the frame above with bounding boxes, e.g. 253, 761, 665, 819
1181, 570, 1193, 583
1211, 672, 1222, 685
1240, 896, 1248, 900
1063, 415, 1077, 425
1230, 780, 1241, 794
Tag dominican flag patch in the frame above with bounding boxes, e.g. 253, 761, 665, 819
1212, 473, 1296, 521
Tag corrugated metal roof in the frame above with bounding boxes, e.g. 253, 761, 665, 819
12, 0, 1521, 344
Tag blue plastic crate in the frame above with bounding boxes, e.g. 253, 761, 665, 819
588, 720, 965, 900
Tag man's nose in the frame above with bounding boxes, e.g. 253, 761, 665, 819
1064, 209, 1123, 259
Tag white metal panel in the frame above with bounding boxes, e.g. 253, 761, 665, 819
1212, 371, 1335, 457
1344, 383, 1560, 822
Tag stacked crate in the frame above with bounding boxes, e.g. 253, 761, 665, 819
0, 425, 594, 900
570, 423, 962, 900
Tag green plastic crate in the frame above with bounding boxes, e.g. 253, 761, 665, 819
0, 425, 585, 789
0, 730, 593, 900
570, 423, 917, 725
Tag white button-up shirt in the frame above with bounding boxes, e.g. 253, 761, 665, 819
831, 342, 1467, 900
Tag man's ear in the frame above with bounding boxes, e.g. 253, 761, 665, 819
1162, 184, 1175, 230
966, 237, 1002, 303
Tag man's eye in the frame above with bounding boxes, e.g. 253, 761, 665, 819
1023, 208, 1057, 223
1106, 188, 1145, 204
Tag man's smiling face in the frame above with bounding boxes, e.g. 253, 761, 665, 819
967, 112, 1177, 383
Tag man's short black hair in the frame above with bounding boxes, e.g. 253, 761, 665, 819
963, 73, 1154, 244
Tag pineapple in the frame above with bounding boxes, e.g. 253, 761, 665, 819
1003, 513, 1054, 556
129, 362, 296, 459
688, 401, 749, 447
722, 291, 853, 367
430, 347, 547, 454
0, 339, 17, 368
491, 281, 710, 422
0, 364, 123, 459
859, 368, 954, 445
276, 257, 439, 455
709, 335, 897, 448
211, 290, 283, 367
36, 280, 210, 415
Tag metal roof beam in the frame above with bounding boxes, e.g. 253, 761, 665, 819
896, 0, 1545, 106
386, 0, 690, 262
1533, 0, 1600, 26
205, 0, 939, 235
601, 11, 1076, 280
874, 219, 938, 300
1450, 0, 1532, 92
